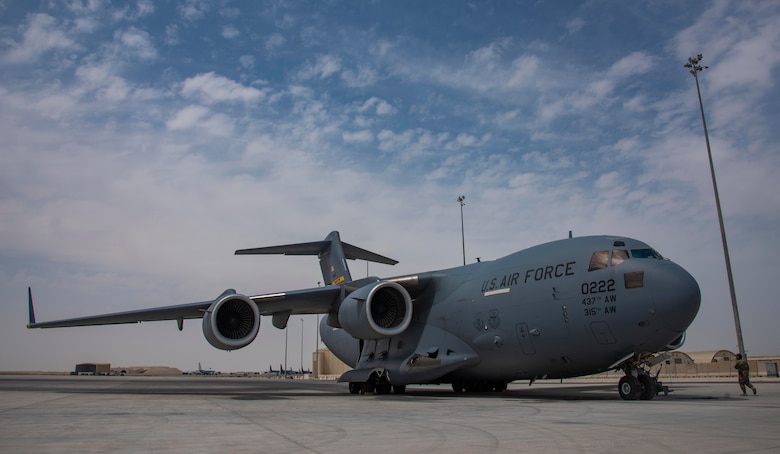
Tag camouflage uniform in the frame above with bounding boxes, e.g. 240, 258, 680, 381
735, 358, 757, 396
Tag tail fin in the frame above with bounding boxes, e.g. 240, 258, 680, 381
27, 287, 36, 327
235, 231, 397, 286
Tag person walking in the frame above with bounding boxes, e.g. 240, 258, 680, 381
734, 353, 757, 396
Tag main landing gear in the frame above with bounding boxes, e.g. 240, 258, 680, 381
451, 381, 508, 393
348, 371, 406, 395
618, 362, 668, 400
348, 381, 406, 395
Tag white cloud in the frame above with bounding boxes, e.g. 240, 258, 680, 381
358, 97, 396, 116
341, 65, 379, 87
165, 24, 180, 45
166, 104, 209, 130
608, 51, 655, 78
239, 55, 254, 68
455, 133, 478, 147
166, 104, 234, 136
506, 55, 539, 87
114, 27, 157, 60
136, 0, 155, 18
3, 13, 78, 63
75, 64, 132, 102
178, 0, 210, 21
566, 18, 585, 34
181, 72, 265, 104
222, 25, 240, 39
594, 170, 621, 190
298, 54, 342, 80
342, 130, 373, 143
265, 32, 285, 52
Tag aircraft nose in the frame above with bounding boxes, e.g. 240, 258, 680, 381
654, 262, 701, 333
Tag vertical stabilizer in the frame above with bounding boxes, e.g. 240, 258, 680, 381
319, 231, 351, 285
235, 231, 398, 286
27, 287, 36, 325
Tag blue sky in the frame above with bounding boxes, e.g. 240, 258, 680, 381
1, 0, 779, 372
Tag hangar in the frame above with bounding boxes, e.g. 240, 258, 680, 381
73, 363, 110, 375
652, 351, 779, 379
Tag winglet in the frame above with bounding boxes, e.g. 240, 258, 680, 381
27, 287, 36, 328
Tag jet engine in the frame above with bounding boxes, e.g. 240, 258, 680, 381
338, 281, 413, 340
202, 293, 260, 351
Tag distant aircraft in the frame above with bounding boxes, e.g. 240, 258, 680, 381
27, 231, 700, 400
265, 364, 311, 377
188, 362, 218, 375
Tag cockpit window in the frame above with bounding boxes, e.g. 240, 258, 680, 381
588, 251, 609, 271
631, 248, 663, 259
611, 250, 629, 266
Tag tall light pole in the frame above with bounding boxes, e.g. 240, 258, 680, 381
300, 317, 304, 372
284, 324, 288, 376
684, 54, 746, 358
316, 282, 321, 378
457, 195, 466, 266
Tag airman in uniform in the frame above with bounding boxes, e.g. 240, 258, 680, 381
734, 353, 757, 396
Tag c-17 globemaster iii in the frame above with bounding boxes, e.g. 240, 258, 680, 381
27, 231, 700, 400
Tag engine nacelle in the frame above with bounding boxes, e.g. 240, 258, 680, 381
202, 293, 260, 351
338, 281, 413, 340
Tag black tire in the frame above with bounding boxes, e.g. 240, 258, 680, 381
393, 385, 406, 394
452, 382, 466, 393
348, 382, 361, 394
638, 375, 657, 400
618, 376, 643, 400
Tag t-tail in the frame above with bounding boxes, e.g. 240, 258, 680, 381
235, 231, 398, 286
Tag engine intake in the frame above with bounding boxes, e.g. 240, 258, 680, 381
338, 281, 413, 339
203, 293, 260, 351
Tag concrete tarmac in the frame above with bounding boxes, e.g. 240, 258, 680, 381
0, 375, 778, 453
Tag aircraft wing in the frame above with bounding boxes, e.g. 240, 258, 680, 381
27, 285, 343, 329
248, 286, 342, 315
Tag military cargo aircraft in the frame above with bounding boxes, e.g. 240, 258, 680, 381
27, 231, 700, 400
186, 362, 218, 375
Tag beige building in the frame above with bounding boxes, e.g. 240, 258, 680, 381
312, 349, 352, 378
657, 351, 779, 378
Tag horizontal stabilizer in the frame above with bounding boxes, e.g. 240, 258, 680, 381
236, 231, 396, 287
236, 241, 398, 265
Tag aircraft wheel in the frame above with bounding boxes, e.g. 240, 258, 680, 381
393, 385, 406, 394
618, 376, 643, 400
348, 382, 361, 394
638, 375, 657, 400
